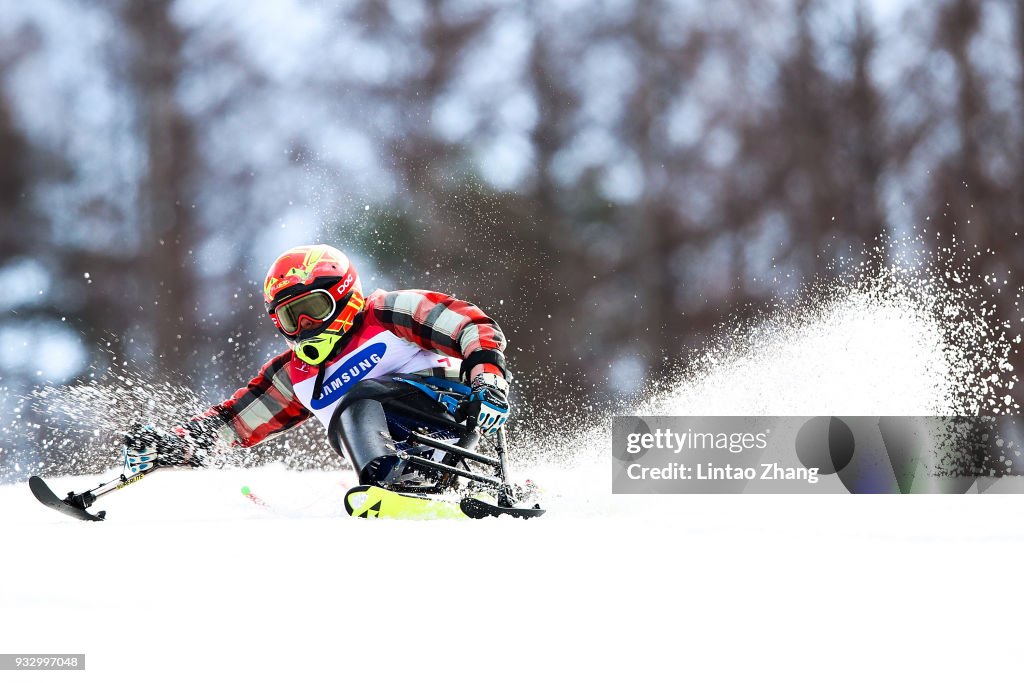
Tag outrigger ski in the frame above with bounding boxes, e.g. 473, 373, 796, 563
460, 495, 544, 520
28, 471, 150, 522
29, 475, 107, 521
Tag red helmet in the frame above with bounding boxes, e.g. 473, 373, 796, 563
263, 245, 364, 363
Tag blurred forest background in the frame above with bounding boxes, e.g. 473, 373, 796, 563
2, 0, 1024, 470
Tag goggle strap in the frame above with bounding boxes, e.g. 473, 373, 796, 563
334, 290, 365, 333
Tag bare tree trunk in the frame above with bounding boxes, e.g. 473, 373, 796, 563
1017, 0, 1024, 234
942, 0, 989, 245
847, 1, 886, 254
120, 0, 198, 374
0, 92, 28, 258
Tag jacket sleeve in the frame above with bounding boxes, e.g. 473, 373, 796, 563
368, 289, 508, 378
183, 350, 312, 449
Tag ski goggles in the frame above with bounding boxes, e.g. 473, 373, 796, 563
273, 289, 339, 335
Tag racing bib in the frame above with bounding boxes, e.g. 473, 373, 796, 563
290, 329, 458, 428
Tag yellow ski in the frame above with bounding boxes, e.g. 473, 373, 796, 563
344, 485, 468, 520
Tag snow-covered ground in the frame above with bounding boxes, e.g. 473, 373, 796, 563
2, 462, 1023, 682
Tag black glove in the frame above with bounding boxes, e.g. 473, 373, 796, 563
123, 423, 194, 473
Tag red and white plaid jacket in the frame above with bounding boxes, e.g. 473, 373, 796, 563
185, 289, 506, 449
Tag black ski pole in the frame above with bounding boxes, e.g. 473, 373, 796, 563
494, 426, 514, 506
